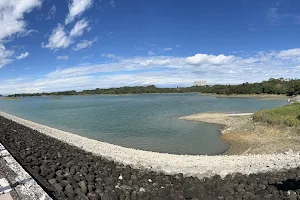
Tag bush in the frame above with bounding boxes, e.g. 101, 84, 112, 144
253, 103, 300, 127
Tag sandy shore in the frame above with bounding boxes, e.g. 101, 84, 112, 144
2, 111, 300, 179
179, 112, 254, 128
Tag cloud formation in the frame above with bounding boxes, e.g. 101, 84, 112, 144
0, 44, 14, 68
73, 37, 97, 51
42, 24, 72, 50
148, 50, 155, 56
0, 0, 42, 40
46, 5, 57, 20
276, 49, 300, 60
69, 19, 90, 37
2, 48, 300, 94
57, 55, 69, 60
186, 54, 235, 65
101, 54, 123, 60
43, 20, 90, 50
0, 0, 41, 68
65, 0, 93, 24
16, 52, 29, 60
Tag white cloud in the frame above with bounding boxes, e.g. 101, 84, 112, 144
65, 0, 93, 24
164, 48, 172, 51
134, 45, 144, 51
0, 0, 41, 68
102, 54, 123, 60
43, 20, 90, 50
140, 59, 171, 67
16, 52, 29, 60
3, 48, 300, 94
186, 54, 235, 65
42, 24, 72, 50
276, 49, 300, 60
267, 7, 279, 26
57, 55, 69, 60
73, 40, 92, 51
22, 29, 38, 36
0, 0, 42, 40
73, 37, 97, 51
46, 5, 57, 20
148, 50, 155, 56
69, 19, 90, 37
0, 44, 14, 68
109, 1, 115, 8
266, 3, 300, 26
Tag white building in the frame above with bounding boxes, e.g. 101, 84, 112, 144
194, 80, 207, 86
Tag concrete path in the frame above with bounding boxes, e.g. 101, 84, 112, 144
0, 143, 52, 200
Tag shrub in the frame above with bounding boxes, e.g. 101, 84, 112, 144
253, 103, 300, 127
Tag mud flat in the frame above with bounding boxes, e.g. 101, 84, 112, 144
2, 112, 300, 199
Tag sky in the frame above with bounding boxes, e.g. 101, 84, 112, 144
1, 0, 300, 94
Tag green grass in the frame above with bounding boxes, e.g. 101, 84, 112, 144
253, 103, 300, 127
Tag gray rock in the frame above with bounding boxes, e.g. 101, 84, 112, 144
78, 180, 88, 194
87, 192, 100, 200
64, 184, 75, 198
53, 183, 63, 192
48, 178, 57, 185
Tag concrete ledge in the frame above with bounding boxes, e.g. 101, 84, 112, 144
0, 143, 52, 200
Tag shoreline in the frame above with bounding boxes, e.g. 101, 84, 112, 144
4, 93, 199, 98
4, 114, 300, 199
3, 93, 291, 99
200, 93, 291, 100
1, 111, 300, 179
180, 112, 300, 155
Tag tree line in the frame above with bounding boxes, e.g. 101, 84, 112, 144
7, 78, 300, 97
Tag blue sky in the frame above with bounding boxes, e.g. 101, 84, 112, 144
1, 0, 300, 94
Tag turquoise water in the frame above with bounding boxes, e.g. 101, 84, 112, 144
0, 94, 287, 155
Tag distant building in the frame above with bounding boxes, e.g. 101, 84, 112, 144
194, 80, 207, 86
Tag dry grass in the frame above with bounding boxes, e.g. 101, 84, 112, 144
222, 121, 300, 155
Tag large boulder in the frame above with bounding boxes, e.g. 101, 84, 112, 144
295, 95, 300, 103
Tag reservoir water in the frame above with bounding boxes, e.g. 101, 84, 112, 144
0, 94, 287, 155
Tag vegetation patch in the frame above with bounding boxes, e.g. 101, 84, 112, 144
6, 78, 300, 97
3, 97, 19, 100
253, 103, 300, 127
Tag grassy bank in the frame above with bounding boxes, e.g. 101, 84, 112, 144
253, 103, 300, 128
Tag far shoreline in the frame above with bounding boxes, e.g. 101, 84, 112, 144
200, 93, 291, 100
2, 92, 292, 100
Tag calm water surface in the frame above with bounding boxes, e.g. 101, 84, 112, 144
0, 94, 287, 155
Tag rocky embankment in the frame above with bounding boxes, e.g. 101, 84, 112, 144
2, 116, 300, 199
